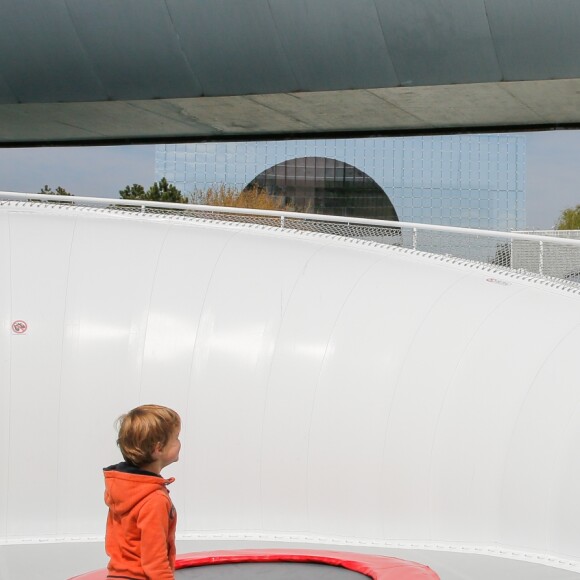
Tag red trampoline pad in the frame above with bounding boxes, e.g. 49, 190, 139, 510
71, 548, 439, 580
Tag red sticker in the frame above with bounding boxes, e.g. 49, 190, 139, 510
11, 320, 28, 334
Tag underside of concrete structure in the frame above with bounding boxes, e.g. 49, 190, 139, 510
2, 0, 580, 145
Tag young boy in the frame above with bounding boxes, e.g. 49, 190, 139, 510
104, 404, 181, 580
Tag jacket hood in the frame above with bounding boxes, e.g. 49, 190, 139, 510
103, 462, 174, 517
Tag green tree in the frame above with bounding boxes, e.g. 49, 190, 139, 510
555, 205, 580, 230
118, 183, 146, 199
119, 178, 187, 204
38, 185, 72, 196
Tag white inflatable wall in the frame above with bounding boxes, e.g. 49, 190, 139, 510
1, 203, 580, 576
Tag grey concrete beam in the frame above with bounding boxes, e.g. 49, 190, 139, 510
1, 80, 579, 145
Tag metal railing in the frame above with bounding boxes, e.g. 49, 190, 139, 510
2, 191, 580, 284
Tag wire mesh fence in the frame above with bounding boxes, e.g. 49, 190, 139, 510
2, 192, 580, 285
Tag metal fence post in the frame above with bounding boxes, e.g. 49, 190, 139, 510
539, 240, 544, 275
412, 227, 418, 250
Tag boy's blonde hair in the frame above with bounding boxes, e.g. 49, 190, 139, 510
116, 404, 181, 466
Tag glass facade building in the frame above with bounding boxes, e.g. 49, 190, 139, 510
155, 135, 526, 230
247, 156, 399, 220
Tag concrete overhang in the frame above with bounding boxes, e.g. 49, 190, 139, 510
2, 0, 580, 145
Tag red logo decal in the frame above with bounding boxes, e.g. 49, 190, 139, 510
11, 320, 28, 334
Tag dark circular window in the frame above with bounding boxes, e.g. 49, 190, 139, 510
245, 157, 398, 221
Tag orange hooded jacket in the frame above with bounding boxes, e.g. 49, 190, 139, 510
104, 462, 177, 580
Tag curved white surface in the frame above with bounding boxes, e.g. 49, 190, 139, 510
1, 203, 580, 579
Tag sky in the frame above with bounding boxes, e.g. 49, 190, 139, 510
0, 130, 578, 230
